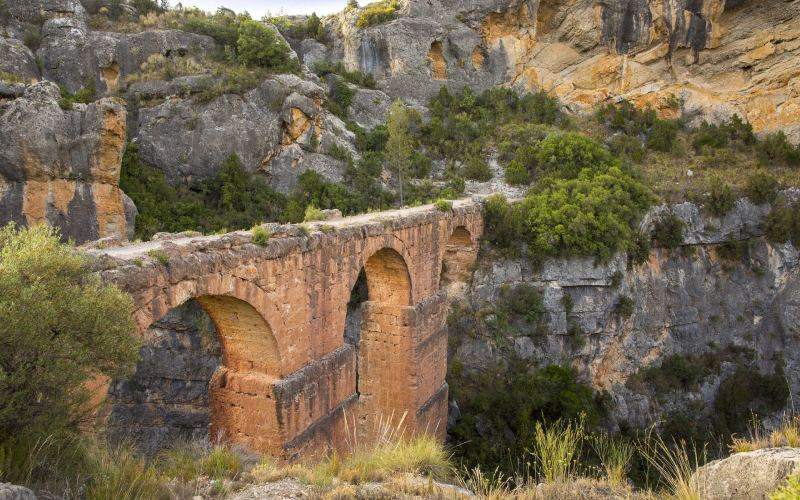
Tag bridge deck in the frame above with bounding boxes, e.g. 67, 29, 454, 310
92, 197, 483, 260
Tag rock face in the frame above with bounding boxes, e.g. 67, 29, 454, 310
0, 82, 129, 243
453, 197, 800, 430
692, 448, 800, 500
134, 74, 358, 188
107, 300, 222, 455
326, 0, 800, 141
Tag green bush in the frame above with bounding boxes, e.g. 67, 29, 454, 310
706, 177, 737, 217
520, 167, 653, 260
648, 119, 680, 152
772, 472, 800, 500
58, 84, 97, 110
757, 131, 800, 167
534, 132, 618, 180
461, 155, 492, 182
356, 0, 400, 28
434, 198, 453, 212
312, 61, 376, 89
745, 172, 780, 205
504, 159, 531, 186
448, 360, 603, 476
763, 201, 800, 246
303, 204, 324, 222
482, 194, 524, 253
691, 121, 730, 153
651, 211, 685, 248
237, 19, 299, 72
0, 224, 138, 445
616, 295, 635, 319
713, 365, 788, 437
596, 100, 655, 136
608, 134, 646, 164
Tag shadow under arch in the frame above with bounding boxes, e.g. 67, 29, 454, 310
363, 247, 413, 306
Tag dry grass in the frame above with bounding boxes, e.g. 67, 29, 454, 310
637, 431, 707, 500
730, 414, 800, 453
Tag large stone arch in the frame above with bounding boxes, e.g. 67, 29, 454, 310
364, 247, 413, 306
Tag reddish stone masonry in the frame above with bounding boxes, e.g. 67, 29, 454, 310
94, 201, 483, 459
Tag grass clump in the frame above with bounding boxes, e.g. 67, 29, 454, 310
434, 198, 453, 212
591, 434, 635, 488
637, 434, 707, 500
356, 0, 400, 28
58, 83, 97, 110
531, 417, 585, 483
147, 249, 170, 266
251, 225, 272, 246
303, 204, 325, 222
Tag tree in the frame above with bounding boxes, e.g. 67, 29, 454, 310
237, 19, 296, 71
386, 100, 414, 206
0, 224, 138, 443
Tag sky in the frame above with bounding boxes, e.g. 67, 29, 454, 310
179, 0, 349, 17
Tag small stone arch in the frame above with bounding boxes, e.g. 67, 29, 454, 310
440, 226, 476, 289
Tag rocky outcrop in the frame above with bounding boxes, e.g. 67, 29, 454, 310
0, 38, 39, 82
107, 300, 221, 455
134, 74, 358, 189
0, 82, 129, 243
454, 197, 800, 430
326, 0, 800, 141
692, 448, 800, 500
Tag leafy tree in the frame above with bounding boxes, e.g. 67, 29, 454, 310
237, 19, 298, 72
386, 100, 414, 206
534, 132, 618, 180
520, 167, 653, 260
0, 224, 138, 443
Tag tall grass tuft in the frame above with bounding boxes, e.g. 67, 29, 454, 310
591, 433, 634, 488
730, 414, 800, 453
84, 442, 164, 500
456, 466, 511, 499
530, 417, 585, 484
637, 431, 707, 500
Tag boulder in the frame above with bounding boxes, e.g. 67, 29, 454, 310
300, 38, 328, 67
0, 483, 36, 500
0, 38, 39, 82
692, 448, 800, 500
347, 85, 392, 130
0, 82, 129, 243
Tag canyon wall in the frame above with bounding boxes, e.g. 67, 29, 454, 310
324, 0, 800, 141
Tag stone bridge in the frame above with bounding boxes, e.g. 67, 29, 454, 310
93, 199, 484, 459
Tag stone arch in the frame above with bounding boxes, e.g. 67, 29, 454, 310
364, 247, 412, 306
440, 225, 476, 289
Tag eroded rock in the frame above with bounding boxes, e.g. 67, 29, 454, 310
692, 448, 800, 500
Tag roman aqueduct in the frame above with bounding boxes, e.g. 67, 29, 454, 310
95, 200, 484, 459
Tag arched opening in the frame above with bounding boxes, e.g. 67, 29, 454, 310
108, 294, 281, 455
364, 247, 412, 306
344, 269, 369, 397
440, 226, 475, 291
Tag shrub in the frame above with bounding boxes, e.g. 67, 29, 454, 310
58, 84, 97, 110
482, 194, 524, 253
648, 119, 680, 152
610, 271, 624, 288
312, 60, 376, 89
251, 225, 271, 246
712, 365, 788, 438
762, 201, 800, 246
772, 473, 800, 500
303, 204, 325, 222
520, 167, 653, 260
504, 159, 531, 186
706, 177, 736, 217
0, 224, 138, 445
651, 211, 685, 248
237, 19, 299, 72
23, 25, 42, 52
757, 131, 800, 167
608, 134, 646, 163
461, 155, 492, 182
616, 295, 635, 319
692, 121, 730, 153
434, 198, 453, 212
356, 0, 400, 28
534, 132, 618, 180
745, 172, 780, 205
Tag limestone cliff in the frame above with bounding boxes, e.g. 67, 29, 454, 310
0, 82, 133, 243
452, 195, 800, 432
323, 0, 800, 141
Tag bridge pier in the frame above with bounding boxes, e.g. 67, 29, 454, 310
357, 293, 449, 440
